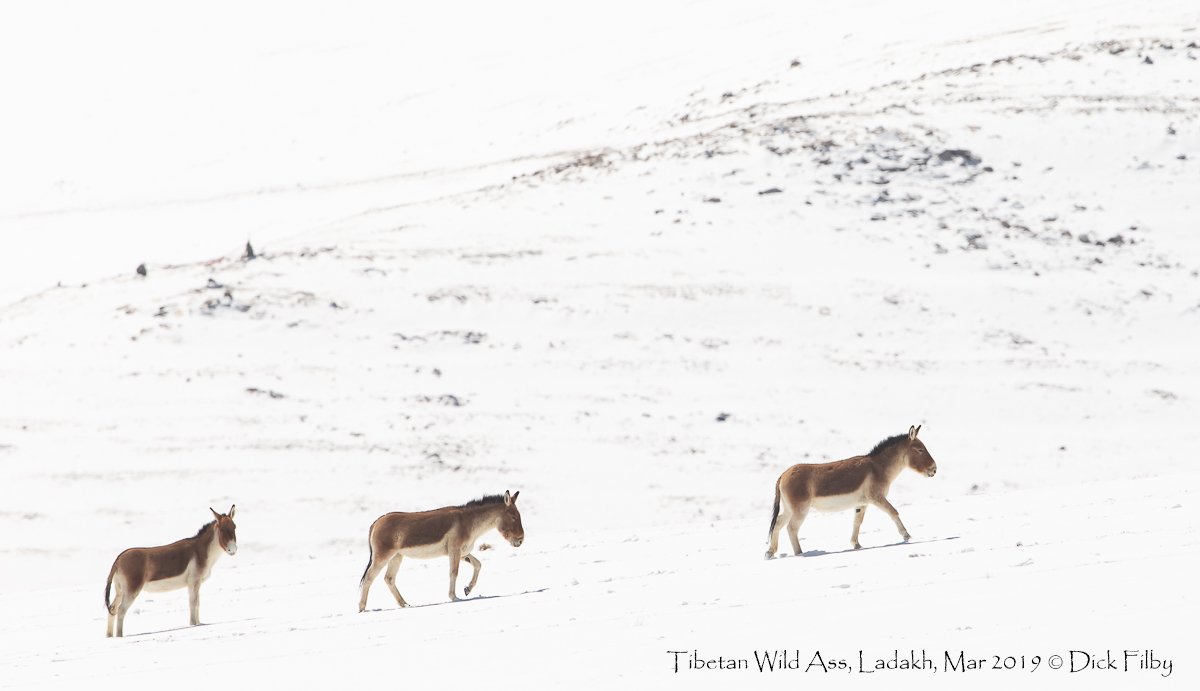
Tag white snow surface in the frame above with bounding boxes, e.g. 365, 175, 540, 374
1, 1, 1198, 688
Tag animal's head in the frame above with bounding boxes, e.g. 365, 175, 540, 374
209, 505, 238, 555
905, 426, 937, 478
497, 491, 524, 548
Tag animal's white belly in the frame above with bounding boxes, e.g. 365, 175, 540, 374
398, 541, 451, 559
143, 573, 191, 592
811, 492, 867, 512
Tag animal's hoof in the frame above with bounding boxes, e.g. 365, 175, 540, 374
853, 543, 862, 550
464, 586, 472, 596
902, 534, 911, 542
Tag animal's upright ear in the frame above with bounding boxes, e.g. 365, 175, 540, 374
210, 507, 221, 520
504, 490, 513, 506
510, 491, 520, 504
908, 425, 917, 439
914, 425, 921, 438
228, 505, 236, 519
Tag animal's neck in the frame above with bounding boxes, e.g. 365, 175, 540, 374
206, 529, 224, 562
462, 505, 502, 539
873, 446, 909, 483
196, 523, 221, 556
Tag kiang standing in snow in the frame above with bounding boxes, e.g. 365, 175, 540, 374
765, 426, 938, 559
104, 506, 239, 637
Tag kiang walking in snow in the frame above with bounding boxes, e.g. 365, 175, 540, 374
358, 490, 524, 612
104, 506, 239, 637
765, 425, 938, 559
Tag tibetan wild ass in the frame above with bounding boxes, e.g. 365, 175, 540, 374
766, 426, 937, 558
358, 491, 524, 612
105, 506, 238, 637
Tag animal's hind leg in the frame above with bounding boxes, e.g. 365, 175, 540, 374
871, 496, 911, 542
850, 506, 867, 549
462, 554, 482, 596
446, 548, 462, 602
766, 506, 790, 559
787, 505, 810, 556
382, 554, 408, 607
106, 582, 120, 637
358, 550, 390, 613
115, 586, 140, 638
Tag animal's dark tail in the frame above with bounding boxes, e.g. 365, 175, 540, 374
104, 562, 117, 614
359, 532, 374, 588
767, 479, 781, 539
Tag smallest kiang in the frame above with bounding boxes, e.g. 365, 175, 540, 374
103, 427, 936, 638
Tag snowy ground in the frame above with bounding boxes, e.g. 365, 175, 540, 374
1, 1, 1198, 688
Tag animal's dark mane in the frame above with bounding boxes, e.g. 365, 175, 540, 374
868, 434, 909, 456
193, 521, 215, 538
462, 494, 506, 508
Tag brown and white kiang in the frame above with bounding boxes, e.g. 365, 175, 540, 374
766, 425, 938, 559
358, 490, 525, 612
104, 506, 238, 637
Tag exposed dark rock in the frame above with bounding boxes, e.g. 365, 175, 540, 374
937, 149, 982, 166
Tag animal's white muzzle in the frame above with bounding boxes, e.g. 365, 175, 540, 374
226, 541, 238, 556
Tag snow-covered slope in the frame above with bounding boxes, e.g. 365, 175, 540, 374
1, 1, 1197, 688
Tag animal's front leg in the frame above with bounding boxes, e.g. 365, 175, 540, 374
462, 554, 482, 596
872, 497, 911, 541
189, 584, 201, 626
